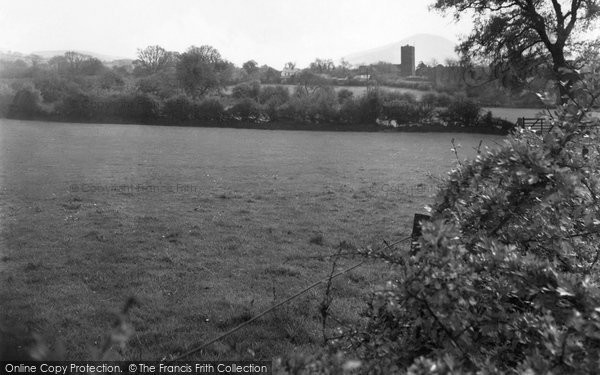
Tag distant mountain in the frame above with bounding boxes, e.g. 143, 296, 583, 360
343, 34, 458, 66
31, 50, 131, 62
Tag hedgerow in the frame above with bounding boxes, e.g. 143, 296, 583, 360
4, 75, 511, 132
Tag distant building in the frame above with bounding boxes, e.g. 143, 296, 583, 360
356, 65, 372, 81
400, 45, 415, 77
281, 67, 301, 79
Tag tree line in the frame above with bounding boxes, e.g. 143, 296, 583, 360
0, 45, 518, 133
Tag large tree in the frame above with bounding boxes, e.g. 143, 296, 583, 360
134, 45, 176, 75
242, 60, 259, 75
309, 58, 335, 74
48, 52, 104, 76
433, 0, 600, 99
175, 45, 228, 97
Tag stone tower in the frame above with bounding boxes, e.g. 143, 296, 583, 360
401, 45, 415, 77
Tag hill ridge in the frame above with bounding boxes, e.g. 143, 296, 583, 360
343, 33, 458, 66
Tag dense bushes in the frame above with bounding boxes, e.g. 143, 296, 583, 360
421, 92, 452, 107
7, 86, 44, 119
0, 82, 14, 117
163, 94, 194, 122
228, 98, 263, 122
193, 98, 225, 122
57, 91, 94, 120
285, 86, 339, 123
441, 98, 482, 127
231, 80, 261, 100
122, 93, 160, 123
258, 86, 289, 120
336, 90, 382, 125
381, 100, 428, 125
258, 86, 289, 105
151, 94, 227, 123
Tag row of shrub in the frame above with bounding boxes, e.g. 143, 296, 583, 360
4, 80, 514, 133
228, 81, 513, 131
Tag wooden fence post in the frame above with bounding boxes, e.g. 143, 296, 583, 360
410, 213, 431, 255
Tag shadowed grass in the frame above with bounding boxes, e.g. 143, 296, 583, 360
0, 120, 501, 360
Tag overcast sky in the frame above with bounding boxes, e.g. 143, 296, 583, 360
0, 0, 474, 68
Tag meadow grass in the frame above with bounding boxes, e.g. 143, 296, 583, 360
0, 120, 502, 360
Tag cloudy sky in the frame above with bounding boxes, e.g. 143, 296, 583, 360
0, 0, 473, 68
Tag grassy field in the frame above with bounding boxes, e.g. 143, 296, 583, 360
0, 120, 503, 360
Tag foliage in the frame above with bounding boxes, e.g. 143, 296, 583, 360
163, 94, 194, 122
0, 59, 31, 78
0, 82, 15, 117
242, 60, 259, 75
98, 70, 125, 90
136, 70, 179, 99
107, 93, 160, 123
57, 90, 94, 120
258, 65, 282, 84
277, 66, 600, 375
380, 100, 428, 125
34, 74, 80, 103
134, 45, 176, 76
432, 0, 600, 99
227, 98, 264, 122
8, 85, 44, 119
47, 52, 105, 76
282, 86, 338, 123
309, 58, 335, 74
421, 92, 452, 108
258, 85, 289, 105
258, 85, 289, 120
336, 88, 353, 104
176, 45, 227, 98
355, 90, 381, 124
275, 351, 362, 375
294, 71, 328, 96
356, 107, 600, 372
1, 47, 512, 132
441, 98, 482, 127
192, 97, 225, 123
1, 298, 137, 361
130, 93, 161, 122
231, 80, 261, 100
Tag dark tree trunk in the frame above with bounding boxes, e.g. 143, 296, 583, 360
550, 47, 580, 104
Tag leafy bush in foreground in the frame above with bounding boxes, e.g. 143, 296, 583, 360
357, 106, 600, 373
277, 75, 600, 373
